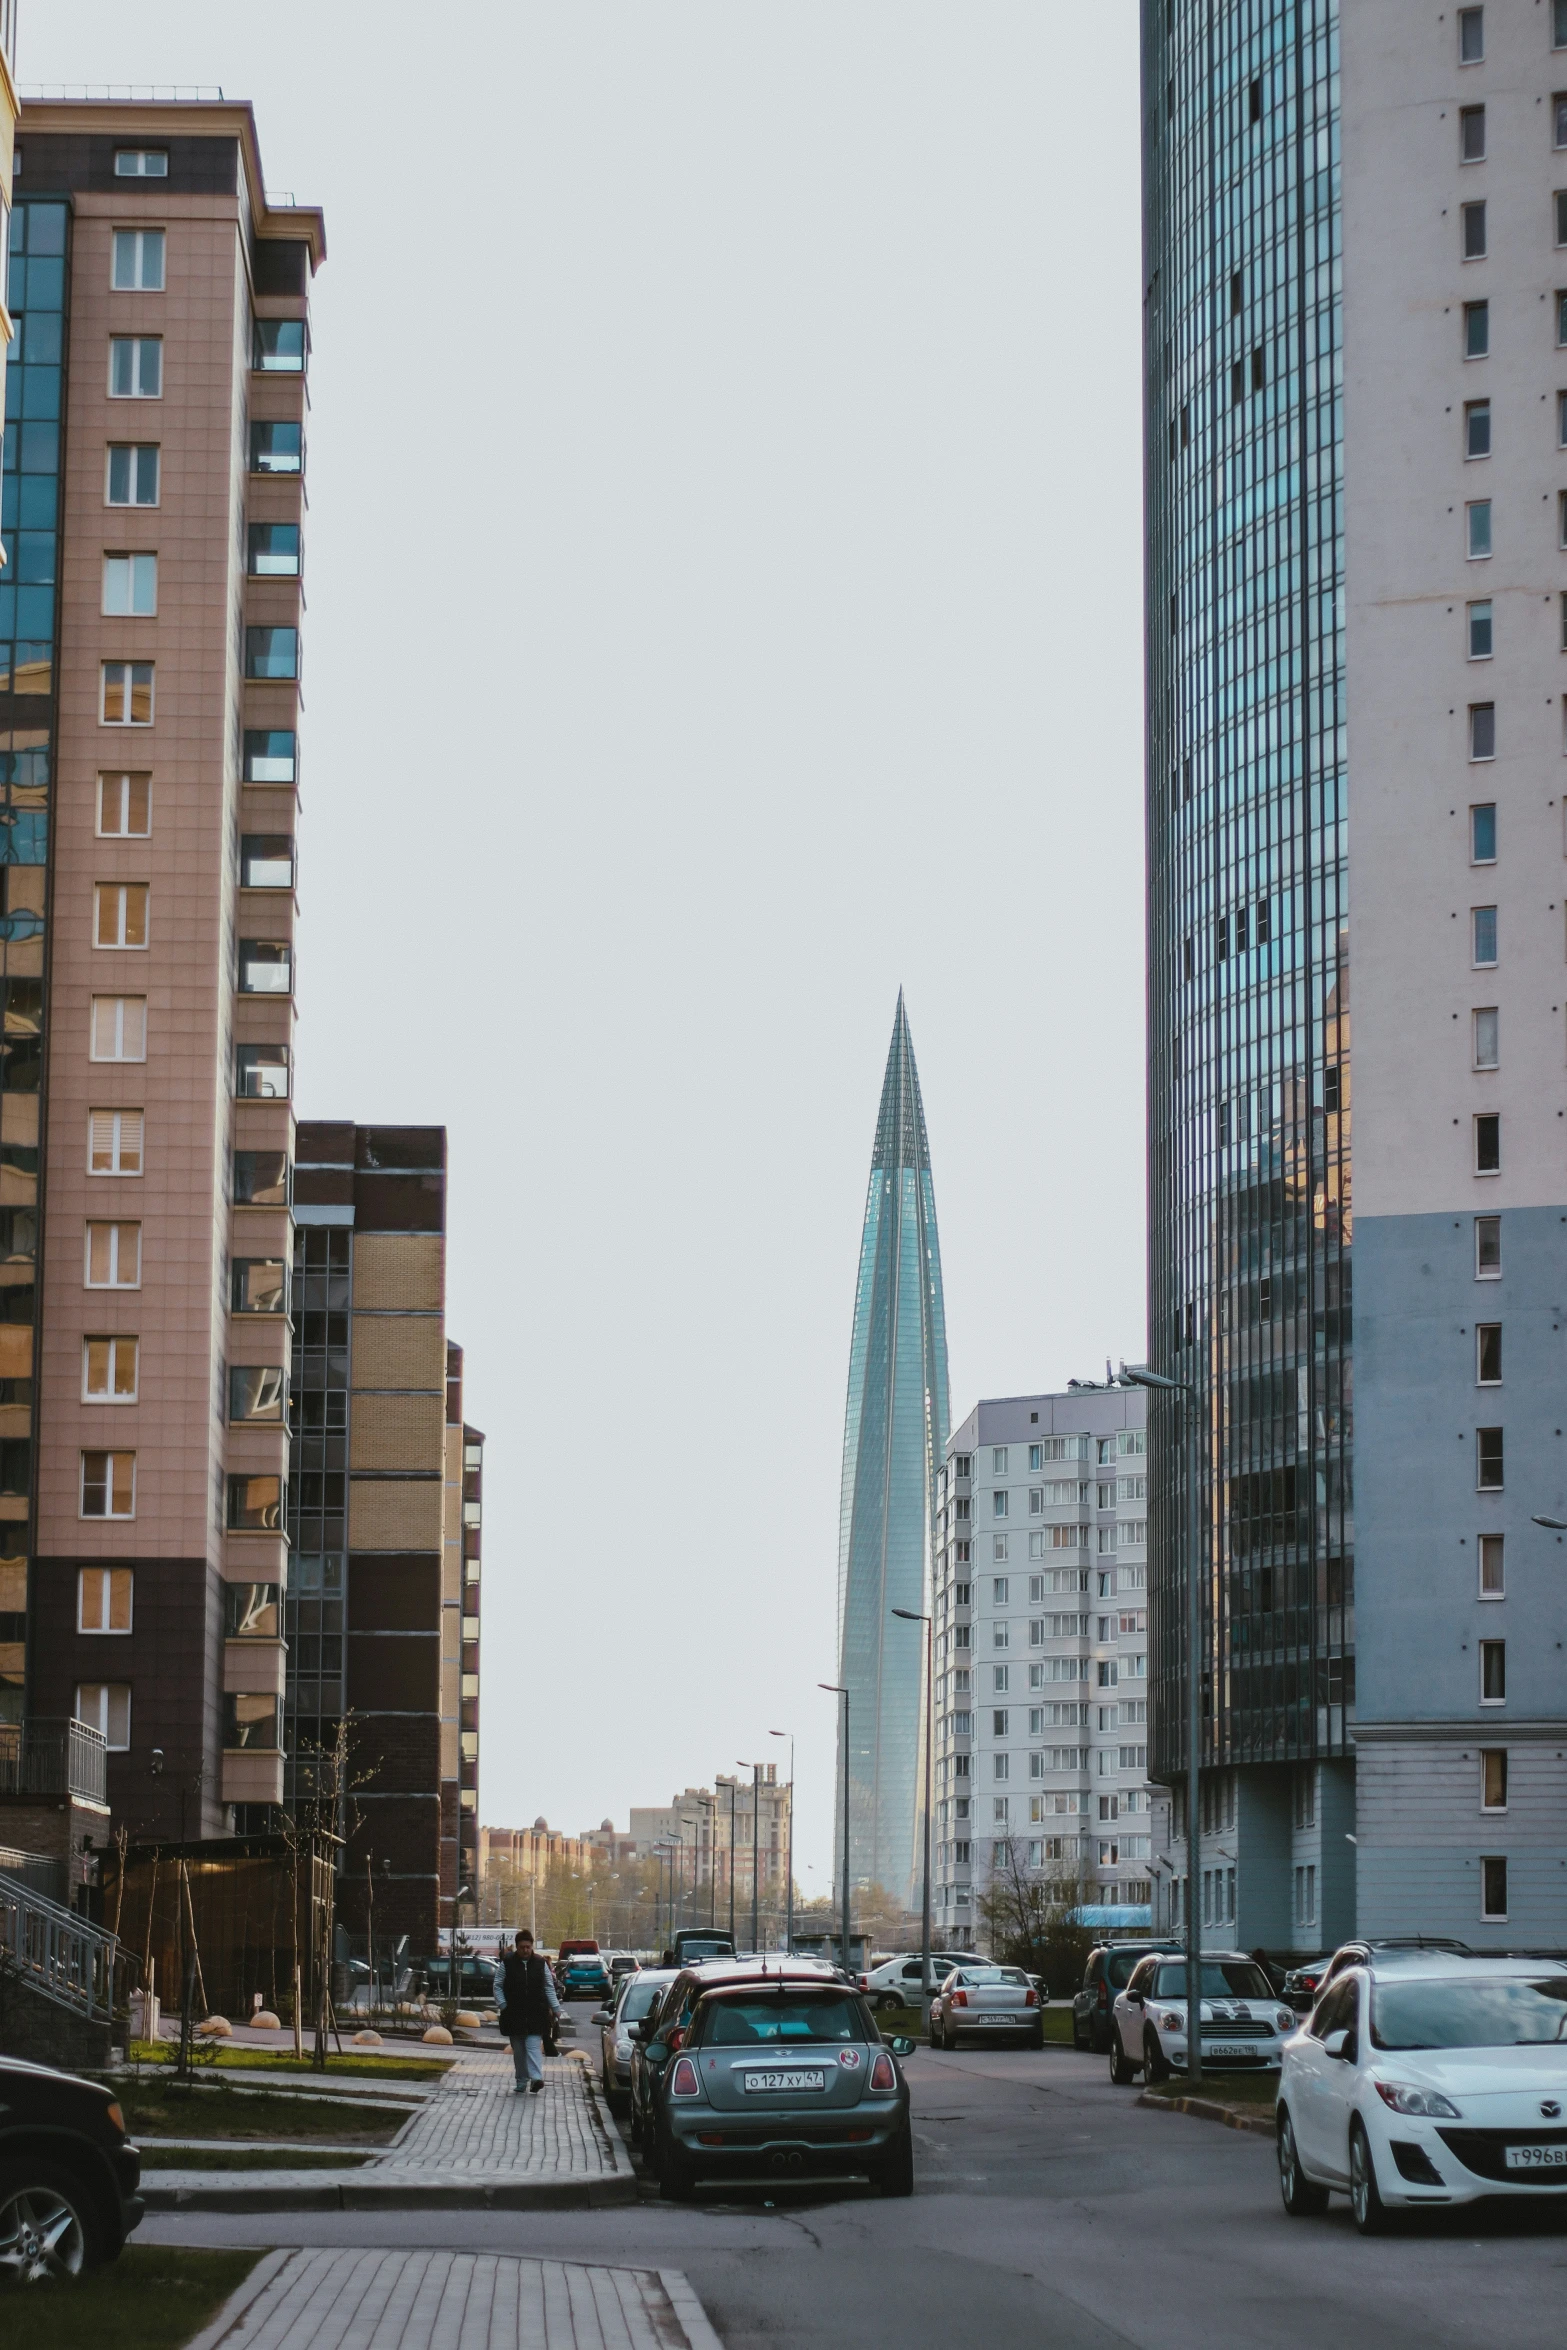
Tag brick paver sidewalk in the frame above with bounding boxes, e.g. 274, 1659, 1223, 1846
188, 2248, 721, 2350
379, 2051, 625, 2178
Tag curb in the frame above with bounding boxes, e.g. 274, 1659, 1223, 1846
139, 2173, 641, 2213
1136, 2089, 1276, 2137
178, 2247, 293, 2350
659, 2268, 726, 2350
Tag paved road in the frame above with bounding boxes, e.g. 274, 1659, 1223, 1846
144, 2042, 1567, 2349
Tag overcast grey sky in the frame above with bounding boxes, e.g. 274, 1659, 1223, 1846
29, 3, 1146, 1891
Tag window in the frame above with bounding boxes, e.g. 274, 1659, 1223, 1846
992, 1447, 1008, 1474
992, 1533, 1008, 1563
238, 940, 292, 995
992, 1576, 1009, 1605
993, 1621, 1009, 1650
247, 523, 300, 578
1559, 193, 1567, 250
249, 420, 302, 475
1477, 1323, 1502, 1383
85, 1222, 140, 1288
78, 1567, 133, 1631
80, 1449, 135, 1518
1477, 1426, 1504, 1489
1559, 290, 1567, 347
234, 1151, 290, 1207
1466, 499, 1491, 558
1464, 400, 1490, 458
1557, 0, 1567, 51
230, 1366, 286, 1424
245, 626, 299, 682
1475, 1214, 1501, 1278
227, 1583, 281, 1638
1462, 202, 1487, 260
244, 730, 296, 783
1481, 1749, 1508, 1810
992, 1665, 1008, 1694
223, 1693, 281, 1749
241, 836, 295, 889
1473, 1007, 1499, 1067
1460, 105, 1486, 162
992, 1709, 1009, 1737
94, 882, 148, 949
100, 664, 154, 726
102, 554, 157, 616
1469, 704, 1495, 761
1481, 1637, 1507, 1701
1561, 591, 1567, 655
1476, 1113, 1501, 1173
1461, 299, 1487, 361
106, 444, 159, 505
1467, 601, 1492, 659
1458, 5, 1483, 62
98, 774, 150, 837
88, 1109, 143, 1176
235, 1043, 290, 1100
1028, 1487, 1044, 1515
1470, 802, 1496, 863
253, 317, 306, 373
232, 1259, 287, 1314
1028, 1443, 1042, 1471
228, 1473, 284, 1532
75, 1683, 131, 1750
1477, 1536, 1504, 1602
90, 997, 146, 1062
114, 150, 168, 178
83, 1337, 138, 1403
1472, 904, 1497, 965
111, 228, 165, 289
1560, 392, 1567, 447
1558, 89, 1567, 144
108, 337, 161, 397
1481, 1855, 1508, 1919
993, 1752, 1009, 1781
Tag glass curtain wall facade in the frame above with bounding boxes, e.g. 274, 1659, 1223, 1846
835, 993, 950, 1911
1143, 4, 1353, 1809
0, 200, 65, 1730
284, 1224, 349, 1800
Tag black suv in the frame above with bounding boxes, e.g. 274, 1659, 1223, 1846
0, 2052, 144, 2278
1072, 1940, 1185, 2052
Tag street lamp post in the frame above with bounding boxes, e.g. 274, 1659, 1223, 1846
892, 1607, 934, 2026
736, 1764, 761, 1952
818, 1683, 851, 1971
727, 1780, 737, 1946
770, 1731, 794, 1955
1120, 1360, 1204, 2087
693, 1796, 716, 1928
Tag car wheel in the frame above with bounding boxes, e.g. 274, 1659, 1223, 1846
1108, 2029, 1138, 2086
628, 2098, 643, 2147
1277, 2109, 1329, 2218
1143, 2029, 1170, 2084
1026, 2029, 1044, 2052
0, 2163, 103, 2281
877, 2122, 915, 2198
877, 1992, 902, 2014
1349, 2119, 1392, 2235
941, 2021, 956, 2052
1071, 2011, 1088, 2050
657, 2125, 697, 2203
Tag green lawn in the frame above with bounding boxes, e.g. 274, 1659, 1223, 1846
126, 2043, 449, 2082
118, 2081, 411, 2144
137, 2146, 374, 2171
1145, 2069, 1280, 2112
0, 2246, 260, 2350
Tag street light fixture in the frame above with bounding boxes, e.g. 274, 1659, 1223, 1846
769, 1731, 794, 1955
1531, 1515, 1567, 1532
891, 1608, 934, 2026
818, 1683, 851, 1971
1119, 1359, 1205, 2087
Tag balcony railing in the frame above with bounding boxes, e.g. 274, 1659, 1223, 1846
0, 1718, 109, 1807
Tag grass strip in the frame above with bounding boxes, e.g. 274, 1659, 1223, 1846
126, 2043, 449, 2081
136, 2146, 374, 2171
119, 2083, 411, 2144
1144, 2069, 1279, 2111
0, 2245, 260, 2350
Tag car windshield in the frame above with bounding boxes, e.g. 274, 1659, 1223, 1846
957, 1967, 1028, 1987
701, 1994, 865, 2045
1153, 1962, 1274, 2000
618, 1978, 665, 2022
1106, 1950, 1156, 1989
1371, 1976, 1567, 2050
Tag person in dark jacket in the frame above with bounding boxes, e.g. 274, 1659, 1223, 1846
498, 1929, 561, 2093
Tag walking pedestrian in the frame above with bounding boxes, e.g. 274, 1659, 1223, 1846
498, 1929, 560, 2095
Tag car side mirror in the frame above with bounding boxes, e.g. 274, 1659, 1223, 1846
1126, 1991, 1144, 2007
887, 2035, 917, 2056
1323, 2028, 1350, 2060
626, 2021, 645, 2042
589, 2010, 610, 2027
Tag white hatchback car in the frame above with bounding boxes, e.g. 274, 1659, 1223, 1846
1277, 1955, 1567, 2233
1109, 1950, 1297, 2083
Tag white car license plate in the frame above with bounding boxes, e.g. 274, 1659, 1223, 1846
743, 2070, 825, 2094
976, 2013, 1017, 2025
1505, 2144, 1567, 2171
1207, 2044, 1255, 2059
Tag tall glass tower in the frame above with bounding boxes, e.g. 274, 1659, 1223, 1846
835, 994, 950, 1912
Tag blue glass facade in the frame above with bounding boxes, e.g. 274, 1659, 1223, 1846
835, 995, 949, 1909
1143, 5, 1353, 1788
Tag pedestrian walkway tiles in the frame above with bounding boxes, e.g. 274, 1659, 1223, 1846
377, 2051, 628, 2179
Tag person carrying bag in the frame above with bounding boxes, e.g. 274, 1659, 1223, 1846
498, 1929, 560, 2095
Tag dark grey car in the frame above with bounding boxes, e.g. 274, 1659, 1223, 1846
595, 1966, 675, 2115
654, 1972, 912, 2201
1072, 1940, 1184, 2051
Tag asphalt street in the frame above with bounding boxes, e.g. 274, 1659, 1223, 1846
140, 2039, 1567, 2349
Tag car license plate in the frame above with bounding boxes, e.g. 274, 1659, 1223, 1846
743, 2070, 825, 2094
1207, 2045, 1253, 2060
1505, 2144, 1567, 2171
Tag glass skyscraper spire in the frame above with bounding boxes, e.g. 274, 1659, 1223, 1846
835, 993, 950, 1912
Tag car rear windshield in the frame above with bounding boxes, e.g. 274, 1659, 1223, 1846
700, 1994, 866, 2046
1372, 1976, 1567, 2050
1153, 1962, 1273, 2000
618, 1978, 665, 2021
957, 1967, 1029, 1986
1106, 1950, 1155, 1989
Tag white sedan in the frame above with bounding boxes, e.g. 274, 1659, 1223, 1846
1109, 1950, 1296, 2082
1277, 1956, 1567, 2233
860, 1952, 976, 2012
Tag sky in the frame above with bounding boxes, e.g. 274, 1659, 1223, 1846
27, 3, 1147, 1892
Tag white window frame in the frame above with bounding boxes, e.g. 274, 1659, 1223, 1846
108, 335, 162, 398
99, 662, 155, 726
74, 1681, 132, 1750
90, 996, 147, 1063
79, 1448, 136, 1521
114, 150, 169, 179
105, 444, 160, 508
77, 1564, 134, 1631
111, 226, 166, 290
97, 774, 151, 838
82, 1335, 139, 1405
94, 882, 149, 949
84, 1221, 142, 1290
88, 1108, 144, 1177
102, 553, 158, 617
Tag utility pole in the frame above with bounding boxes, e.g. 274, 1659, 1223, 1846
727, 1780, 737, 1945
892, 1609, 934, 2024
735, 1764, 761, 1951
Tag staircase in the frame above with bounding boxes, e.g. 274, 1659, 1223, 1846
0, 1869, 123, 2068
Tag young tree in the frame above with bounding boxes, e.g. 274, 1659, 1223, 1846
977, 1838, 1095, 1998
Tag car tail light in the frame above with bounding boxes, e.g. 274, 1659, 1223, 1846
859, 1974, 870, 1990
950, 1989, 968, 2007
105, 2101, 125, 2134
1096, 1981, 1108, 2009
668, 2055, 703, 2098
869, 2050, 897, 2092
1024, 1988, 1039, 2008
667, 2027, 685, 2051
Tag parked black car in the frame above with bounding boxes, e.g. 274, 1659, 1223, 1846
1072, 1940, 1185, 2052
0, 2052, 144, 2279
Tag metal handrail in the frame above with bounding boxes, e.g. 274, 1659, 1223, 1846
0, 1718, 108, 1805
0, 1873, 119, 2022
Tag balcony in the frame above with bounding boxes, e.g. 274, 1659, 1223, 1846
0, 1718, 108, 1807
